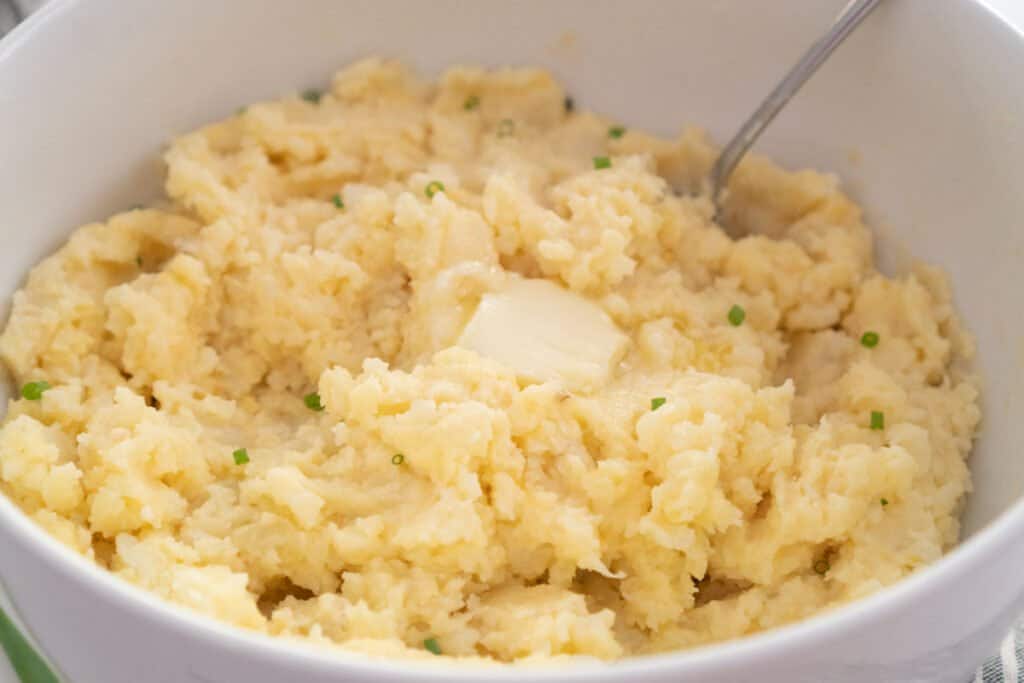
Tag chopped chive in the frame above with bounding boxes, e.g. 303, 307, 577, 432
593, 156, 611, 170
136, 256, 143, 267
236, 106, 248, 116
20, 381, 51, 401
423, 637, 442, 655
650, 397, 667, 411
301, 89, 322, 104
497, 119, 515, 138
564, 96, 575, 113
860, 331, 880, 348
304, 393, 325, 412
880, 498, 889, 507
813, 559, 830, 576
331, 193, 344, 209
463, 95, 480, 111
728, 304, 746, 326
608, 125, 626, 139
392, 453, 405, 465
870, 410, 885, 430
425, 181, 446, 199
232, 448, 250, 465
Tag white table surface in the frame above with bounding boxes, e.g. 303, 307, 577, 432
1, 0, 1023, 681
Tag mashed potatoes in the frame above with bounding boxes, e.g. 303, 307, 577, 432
0, 60, 980, 662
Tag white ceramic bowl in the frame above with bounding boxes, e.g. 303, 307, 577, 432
2, 1, 1024, 681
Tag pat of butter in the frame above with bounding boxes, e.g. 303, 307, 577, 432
458, 278, 629, 391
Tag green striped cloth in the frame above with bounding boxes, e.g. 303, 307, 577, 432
0, 607, 59, 683
976, 624, 1024, 683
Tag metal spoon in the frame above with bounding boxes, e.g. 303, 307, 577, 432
710, 0, 884, 222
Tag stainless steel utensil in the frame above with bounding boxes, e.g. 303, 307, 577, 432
710, 0, 884, 222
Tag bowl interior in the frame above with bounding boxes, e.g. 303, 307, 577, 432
0, 0, 1021, 544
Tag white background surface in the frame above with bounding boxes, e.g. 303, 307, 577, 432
0, 0, 1022, 681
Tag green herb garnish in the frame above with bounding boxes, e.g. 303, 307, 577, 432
608, 125, 626, 139
728, 304, 746, 327
331, 193, 344, 209
650, 397, 667, 411
497, 119, 515, 138
423, 637, 442, 655
860, 331, 880, 348
870, 411, 885, 430
20, 381, 51, 401
593, 156, 611, 170
304, 393, 325, 412
880, 498, 889, 507
237, 106, 247, 116
463, 95, 480, 111
301, 89, 322, 104
232, 448, 250, 465
392, 453, 405, 466
425, 181, 446, 199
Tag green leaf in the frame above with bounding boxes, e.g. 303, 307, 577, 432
424, 181, 446, 199
0, 607, 60, 683
19, 382, 50, 401
728, 304, 746, 327
423, 637, 442, 655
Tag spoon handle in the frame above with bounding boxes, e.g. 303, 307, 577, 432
710, 0, 884, 206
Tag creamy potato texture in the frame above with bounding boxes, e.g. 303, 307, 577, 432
0, 60, 980, 662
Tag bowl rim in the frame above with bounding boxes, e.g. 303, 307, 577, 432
1, 0, 1023, 679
